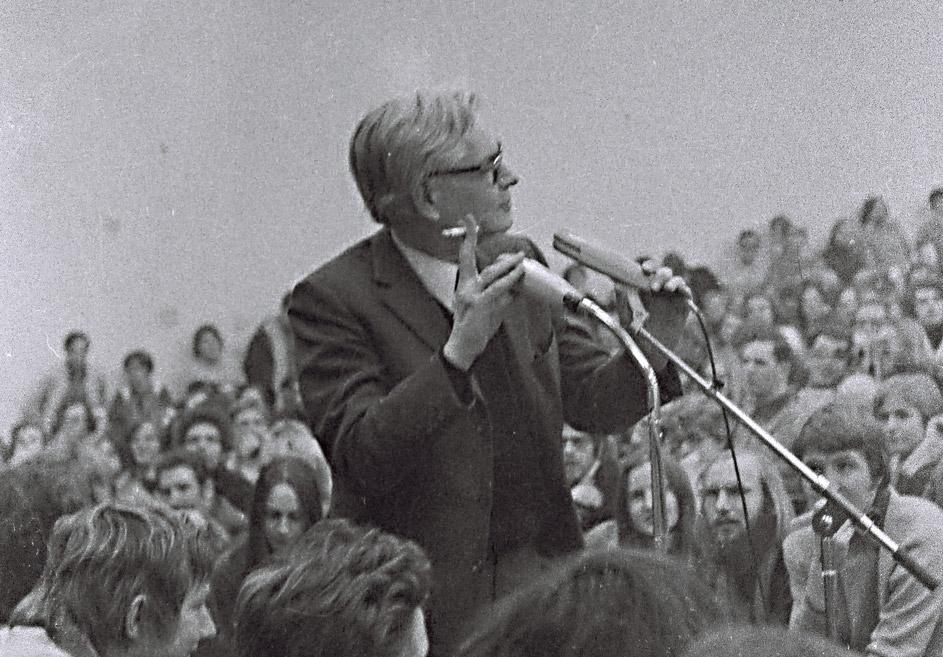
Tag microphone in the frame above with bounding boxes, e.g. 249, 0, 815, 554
553, 231, 695, 309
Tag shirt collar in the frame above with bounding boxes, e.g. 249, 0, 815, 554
390, 231, 461, 312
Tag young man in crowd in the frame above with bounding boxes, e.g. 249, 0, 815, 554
0, 503, 216, 657
785, 403, 943, 656
156, 449, 232, 554
908, 278, 943, 353
234, 518, 432, 657
697, 450, 794, 624
108, 350, 175, 443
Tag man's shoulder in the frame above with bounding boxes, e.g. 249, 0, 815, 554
296, 231, 379, 291
887, 490, 943, 539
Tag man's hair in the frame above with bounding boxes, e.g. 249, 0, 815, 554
63, 331, 89, 351
873, 372, 943, 424
123, 349, 154, 373
192, 323, 223, 357
234, 518, 432, 657
173, 404, 233, 451
928, 187, 943, 206
456, 548, 722, 657
38, 503, 214, 655
156, 448, 209, 485
349, 90, 480, 224
795, 403, 888, 484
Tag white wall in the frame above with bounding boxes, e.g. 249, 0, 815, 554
2, 1, 941, 430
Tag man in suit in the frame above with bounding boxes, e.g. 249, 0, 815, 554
288, 90, 690, 655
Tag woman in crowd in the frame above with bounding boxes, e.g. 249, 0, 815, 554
266, 417, 333, 515
112, 419, 164, 506
177, 323, 242, 399
797, 279, 836, 345
615, 455, 698, 561
202, 456, 324, 657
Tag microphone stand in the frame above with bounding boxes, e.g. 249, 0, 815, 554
812, 501, 843, 643
622, 323, 940, 591
569, 297, 670, 553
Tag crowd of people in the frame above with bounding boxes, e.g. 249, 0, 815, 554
5, 87, 943, 657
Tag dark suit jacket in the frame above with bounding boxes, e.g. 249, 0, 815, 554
289, 227, 680, 653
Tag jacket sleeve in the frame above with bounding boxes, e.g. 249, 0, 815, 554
558, 312, 682, 434
289, 277, 478, 498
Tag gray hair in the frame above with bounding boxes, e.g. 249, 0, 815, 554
349, 90, 480, 224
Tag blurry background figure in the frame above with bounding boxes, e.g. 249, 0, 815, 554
561, 424, 619, 545
681, 624, 859, 657
615, 455, 698, 561
201, 457, 324, 657
229, 390, 272, 483
243, 293, 303, 416
108, 350, 175, 445
4, 420, 45, 466
112, 419, 165, 506
22, 331, 109, 438
174, 323, 243, 400
456, 548, 723, 657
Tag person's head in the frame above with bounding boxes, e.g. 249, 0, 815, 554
806, 329, 851, 388
859, 195, 889, 225
235, 519, 432, 657
7, 420, 45, 465
156, 450, 211, 512
617, 457, 697, 557
742, 292, 775, 329
910, 278, 943, 329
795, 403, 887, 511
873, 373, 943, 459
36, 503, 216, 657
175, 406, 231, 471
853, 301, 891, 347
768, 215, 791, 242
349, 91, 518, 260
63, 331, 90, 371
127, 420, 164, 469
248, 457, 323, 563
735, 327, 794, 402
561, 424, 599, 486
267, 418, 333, 515
914, 240, 941, 271
231, 395, 270, 464
123, 350, 155, 393
456, 548, 722, 657
192, 324, 223, 362
799, 280, 834, 327
698, 450, 793, 554
53, 402, 96, 442
736, 229, 762, 265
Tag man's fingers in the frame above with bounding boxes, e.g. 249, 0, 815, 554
457, 214, 479, 284
479, 262, 525, 302
477, 252, 525, 287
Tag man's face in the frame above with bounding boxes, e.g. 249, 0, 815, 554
914, 287, 943, 329
876, 397, 925, 458
801, 448, 877, 513
126, 361, 152, 393
182, 422, 223, 470
142, 583, 216, 657
807, 335, 849, 387
157, 465, 205, 511
853, 303, 889, 346
745, 296, 774, 328
197, 332, 222, 362
234, 408, 268, 461
701, 455, 765, 546
424, 124, 516, 238
562, 425, 595, 486
131, 422, 162, 467
626, 461, 680, 536
741, 340, 788, 401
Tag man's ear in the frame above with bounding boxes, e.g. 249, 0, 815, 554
124, 594, 147, 640
411, 181, 440, 222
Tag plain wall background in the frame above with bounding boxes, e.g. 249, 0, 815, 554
2, 1, 942, 431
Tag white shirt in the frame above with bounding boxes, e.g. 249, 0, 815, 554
391, 231, 461, 312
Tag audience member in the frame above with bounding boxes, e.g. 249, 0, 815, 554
696, 449, 794, 624
242, 293, 302, 416
456, 547, 724, 657
908, 277, 943, 353
203, 457, 324, 657
0, 503, 216, 657
155, 449, 232, 554
561, 424, 619, 542
786, 403, 943, 655
615, 455, 698, 560
234, 518, 432, 657
107, 350, 175, 445
228, 393, 272, 484
265, 418, 333, 515
175, 324, 242, 400
112, 420, 164, 506
856, 195, 911, 277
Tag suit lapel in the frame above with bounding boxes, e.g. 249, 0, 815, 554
371, 229, 452, 351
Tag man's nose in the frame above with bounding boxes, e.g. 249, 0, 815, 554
498, 164, 518, 188
715, 489, 734, 510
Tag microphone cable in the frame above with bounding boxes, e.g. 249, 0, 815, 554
687, 302, 769, 620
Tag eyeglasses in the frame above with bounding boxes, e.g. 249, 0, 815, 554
428, 144, 504, 185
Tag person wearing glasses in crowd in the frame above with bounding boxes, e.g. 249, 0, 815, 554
287, 90, 691, 655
